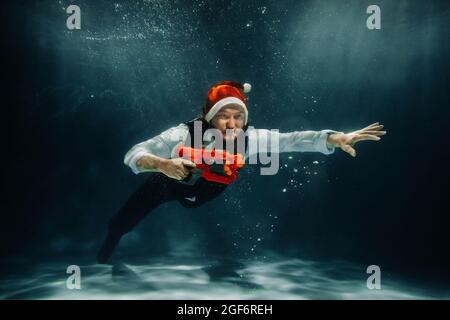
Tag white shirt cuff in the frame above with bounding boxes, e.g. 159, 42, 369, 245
316, 130, 339, 155
126, 150, 150, 175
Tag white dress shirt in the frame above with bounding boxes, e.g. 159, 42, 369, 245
124, 123, 338, 174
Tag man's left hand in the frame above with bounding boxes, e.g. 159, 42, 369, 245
327, 122, 386, 157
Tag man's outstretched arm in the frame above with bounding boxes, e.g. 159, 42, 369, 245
250, 122, 385, 156
249, 128, 339, 156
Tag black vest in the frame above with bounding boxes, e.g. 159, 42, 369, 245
177, 117, 248, 193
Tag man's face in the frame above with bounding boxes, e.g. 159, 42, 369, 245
210, 106, 245, 140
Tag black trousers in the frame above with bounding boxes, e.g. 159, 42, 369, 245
97, 173, 226, 263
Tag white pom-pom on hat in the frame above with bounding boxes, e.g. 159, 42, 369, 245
243, 83, 252, 93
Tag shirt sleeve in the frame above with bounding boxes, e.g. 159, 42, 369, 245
247, 128, 340, 157
123, 123, 189, 174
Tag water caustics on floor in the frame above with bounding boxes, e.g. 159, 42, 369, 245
1, 254, 447, 300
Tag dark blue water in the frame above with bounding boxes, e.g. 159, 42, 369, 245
1, 0, 449, 299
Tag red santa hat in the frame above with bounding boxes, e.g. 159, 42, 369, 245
203, 81, 252, 125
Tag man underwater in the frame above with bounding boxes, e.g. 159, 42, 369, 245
97, 81, 386, 264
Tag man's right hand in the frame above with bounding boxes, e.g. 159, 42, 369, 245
159, 158, 196, 180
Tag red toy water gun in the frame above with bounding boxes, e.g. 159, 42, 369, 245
176, 146, 245, 185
